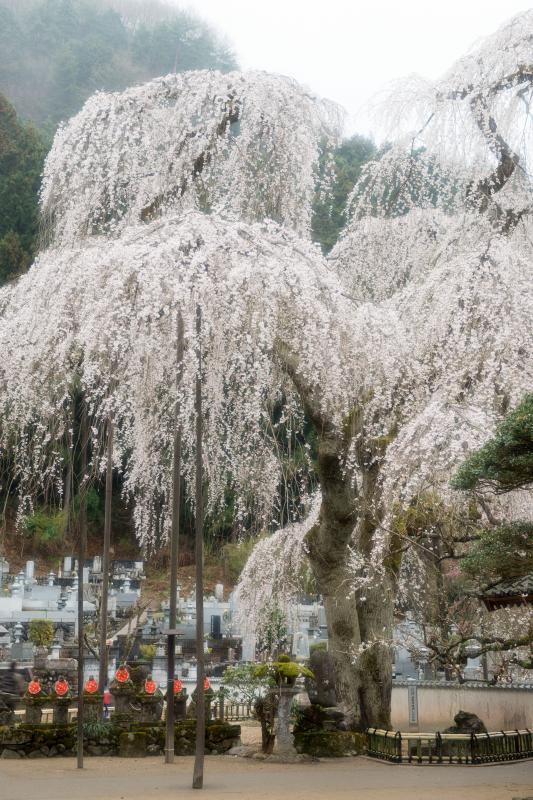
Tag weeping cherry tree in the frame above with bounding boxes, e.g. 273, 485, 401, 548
0, 14, 532, 730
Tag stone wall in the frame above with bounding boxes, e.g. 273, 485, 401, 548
391, 682, 533, 731
0, 720, 240, 759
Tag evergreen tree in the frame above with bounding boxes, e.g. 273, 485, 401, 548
453, 395, 533, 585
312, 134, 375, 252
0, 0, 238, 134
0, 93, 46, 283
453, 394, 533, 493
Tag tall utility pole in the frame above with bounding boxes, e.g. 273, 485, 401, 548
98, 415, 114, 704
77, 399, 88, 770
192, 305, 205, 790
165, 311, 184, 764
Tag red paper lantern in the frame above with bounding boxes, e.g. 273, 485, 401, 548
54, 678, 69, 696
173, 679, 183, 694
203, 677, 210, 690
28, 679, 41, 696
84, 677, 98, 694
115, 665, 130, 683
144, 678, 157, 695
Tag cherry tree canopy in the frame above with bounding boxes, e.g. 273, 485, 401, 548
40, 70, 343, 248
0, 211, 353, 547
0, 10, 532, 724
235, 11, 533, 669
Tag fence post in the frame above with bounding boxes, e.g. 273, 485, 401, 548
395, 730, 402, 763
436, 731, 443, 763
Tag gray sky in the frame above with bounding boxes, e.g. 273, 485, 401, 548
178, 0, 530, 137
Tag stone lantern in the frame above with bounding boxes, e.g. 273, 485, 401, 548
190, 677, 216, 722
165, 678, 188, 721
82, 675, 102, 722
24, 678, 49, 724
137, 674, 163, 723
51, 675, 71, 724
110, 664, 136, 724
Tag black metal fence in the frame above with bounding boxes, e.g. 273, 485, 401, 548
366, 727, 533, 764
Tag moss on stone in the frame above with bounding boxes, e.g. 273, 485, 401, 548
294, 731, 366, 758
0, 720, 240, 758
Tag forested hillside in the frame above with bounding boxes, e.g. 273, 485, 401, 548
0, 0, 237, 133
0, 0, 376, 283
0, 93, 47, 283
0, 0, 238, 284
312, 134, 376, 252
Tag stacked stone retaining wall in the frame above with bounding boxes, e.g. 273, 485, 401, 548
0, 720, 240, 759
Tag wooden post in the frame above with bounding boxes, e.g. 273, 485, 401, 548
98, 416, 114, 706
192, 305, 205, 790
77, 399, 88, 769
165, 311, 184, 764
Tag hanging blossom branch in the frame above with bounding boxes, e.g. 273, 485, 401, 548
40, 70, 343, 248
0, 212, 355, 550
234, 493, 321, 639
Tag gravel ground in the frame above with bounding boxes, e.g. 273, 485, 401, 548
0, 754, 531, 800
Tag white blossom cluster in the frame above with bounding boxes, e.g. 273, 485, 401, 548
0, 212, 352, 549
40, 70, 343, 247
0, 13, 531, 662
371, 10, 533, 196
235, 13, 533, 640
233, 494, 321, 639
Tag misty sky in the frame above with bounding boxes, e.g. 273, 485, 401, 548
177, 0, 529, 137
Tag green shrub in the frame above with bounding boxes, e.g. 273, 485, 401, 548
27, 619, 54, 648
138, 644, 156, 661
23, 508, 67, 553
221, 664, 273, 705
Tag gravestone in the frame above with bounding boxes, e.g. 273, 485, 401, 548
292, 628, 310, 661
305, 648, 337, 707
242, 634, 256, 662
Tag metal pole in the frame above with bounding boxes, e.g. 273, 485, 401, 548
98, 416, 113, 706
77, 399, 88, 769
192, 305, 205, 790
165, 311, 184, 764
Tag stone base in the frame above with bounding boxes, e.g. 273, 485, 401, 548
260, 752, 318, 763
137, 697, 163, 723
294, 731, 365, 758
52, 702, 70, 725
24, 706, 43, 725
0, 708, 15, 726
118, 731, 146, 758
226, 745, 317, 763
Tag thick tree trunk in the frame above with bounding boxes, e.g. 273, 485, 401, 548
308, 539, 394, 730
278, 345, 397, 731
305, 425, 395, 731
355, 585, 395, 729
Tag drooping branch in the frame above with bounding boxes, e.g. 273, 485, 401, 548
467, 93, 521, 218
274, 340, 332, 435
140, 97, 241, 223
451, 66, 533, 230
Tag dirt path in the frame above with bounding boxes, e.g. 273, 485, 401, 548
0, 755, 531, 800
